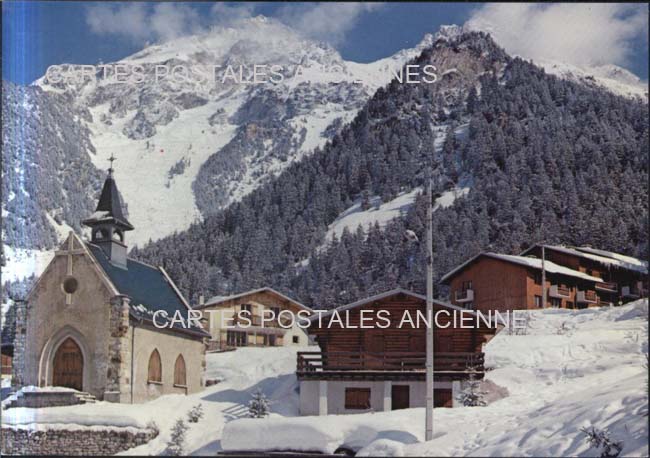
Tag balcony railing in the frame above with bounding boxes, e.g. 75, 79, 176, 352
296, 351, 484, 374
549, 285, 571, 298
621, 284, 647, 298
232, 314, 293, 328
577, 290, 598, 303
455, 289, 474, 303
595, 281, 618, 293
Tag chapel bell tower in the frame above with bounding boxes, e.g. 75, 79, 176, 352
82, 155, 134, 269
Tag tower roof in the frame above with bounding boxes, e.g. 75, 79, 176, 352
82, 174, 134, 230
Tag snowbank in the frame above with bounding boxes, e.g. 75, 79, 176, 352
222, 409, 424, 454
219, 300, 648, 456
5, 302, 647, 456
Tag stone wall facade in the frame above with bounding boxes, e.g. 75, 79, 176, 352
104, 295, 133, 403
1, 426, 158, 456
11, 300, 28, 389
131, 325, 206, 403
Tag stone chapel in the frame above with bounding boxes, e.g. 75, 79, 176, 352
12, 167, 208, 403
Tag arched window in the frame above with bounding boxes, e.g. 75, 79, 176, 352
174, 354, 187, 387
94, 229, 108, 240
113, 230, 123, 242
148, 349, 162, 383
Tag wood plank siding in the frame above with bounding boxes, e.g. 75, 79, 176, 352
299, 291, 498, 381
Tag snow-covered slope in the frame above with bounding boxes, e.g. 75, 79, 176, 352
5, 301, 646, 456
33, 16, 426, 247
535, 59, 647, 100
220, 300, 648, 456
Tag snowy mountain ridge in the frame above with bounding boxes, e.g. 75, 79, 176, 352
32, 16, 429, 248
3, 21, 647, 288
533, 59, 647, 100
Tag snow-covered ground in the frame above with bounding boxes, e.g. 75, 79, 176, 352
1, 245, 54, 284
222, 300, 648, 457
2, 346, 315, 455
324, 188, 423, 243
2, 301, 647, 456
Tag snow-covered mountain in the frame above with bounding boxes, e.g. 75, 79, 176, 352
2, 20, 647, 286
32, 16, 429, 248
532, 59, 647, 100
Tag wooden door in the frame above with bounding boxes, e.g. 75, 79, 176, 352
434, 389, 453, 408
391, 385, 410, 410
52, 338, 83, 391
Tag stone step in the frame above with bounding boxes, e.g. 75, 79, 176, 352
4, 389, 98, 409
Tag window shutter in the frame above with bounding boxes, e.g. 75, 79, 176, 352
148, 349, 162, 383
174, 354, 187, 386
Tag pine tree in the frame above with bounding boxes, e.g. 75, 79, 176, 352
187, 404, 204, 423
457, 364, 487, 407
248, 389, 270, 418
166, 418, 188, 456
581, 426, 623, 458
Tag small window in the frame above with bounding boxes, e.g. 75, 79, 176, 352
534, 295, 543, 308
533, 273, 542, 285
94, 229, 108, 240
292, 336, 299, 344
174, 354, 187, 387
148, 349, 162, 383
113, 230, 123, 242
227, 331, 247, 347
550, 298, 562, 308
271, 306, 281, 318
240, 304, 252, 315
345, 388, 371, 410
62, 276, 78, 294
461, 280, 473, 290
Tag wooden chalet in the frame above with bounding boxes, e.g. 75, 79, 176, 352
196, 287, 312, 351
440, 252, 605, 312
521, 245, 648, 306
297, 289, 501, 415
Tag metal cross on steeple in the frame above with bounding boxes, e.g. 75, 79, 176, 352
108, 154, 116, 176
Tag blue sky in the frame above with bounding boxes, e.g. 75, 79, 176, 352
3, 2, 648, 85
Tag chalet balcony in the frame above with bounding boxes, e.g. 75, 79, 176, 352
232, 314, 293, 328
621, 284, 647, 299
595, 281, 618, 293
576, 290, 598, 304
455, 289, 474, 303
549, 285, 571, 298
296, 351, 485, 381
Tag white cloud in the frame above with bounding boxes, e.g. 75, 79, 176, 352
210, 3, 257, 26
86, 4, 150, 43
86, 3, 204, 44
465, 3, 648, 68
85, 2, 378, 46
277, 2, 384, 45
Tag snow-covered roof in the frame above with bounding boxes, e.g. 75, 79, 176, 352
440, 252, 604, 283
521, 245, 648, 275
202, 287, 311, 311
574, 246, 648, 274
84, 210, 110, 221
311, 288, 503, 325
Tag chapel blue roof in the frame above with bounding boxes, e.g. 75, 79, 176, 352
87, 243, 207, 337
